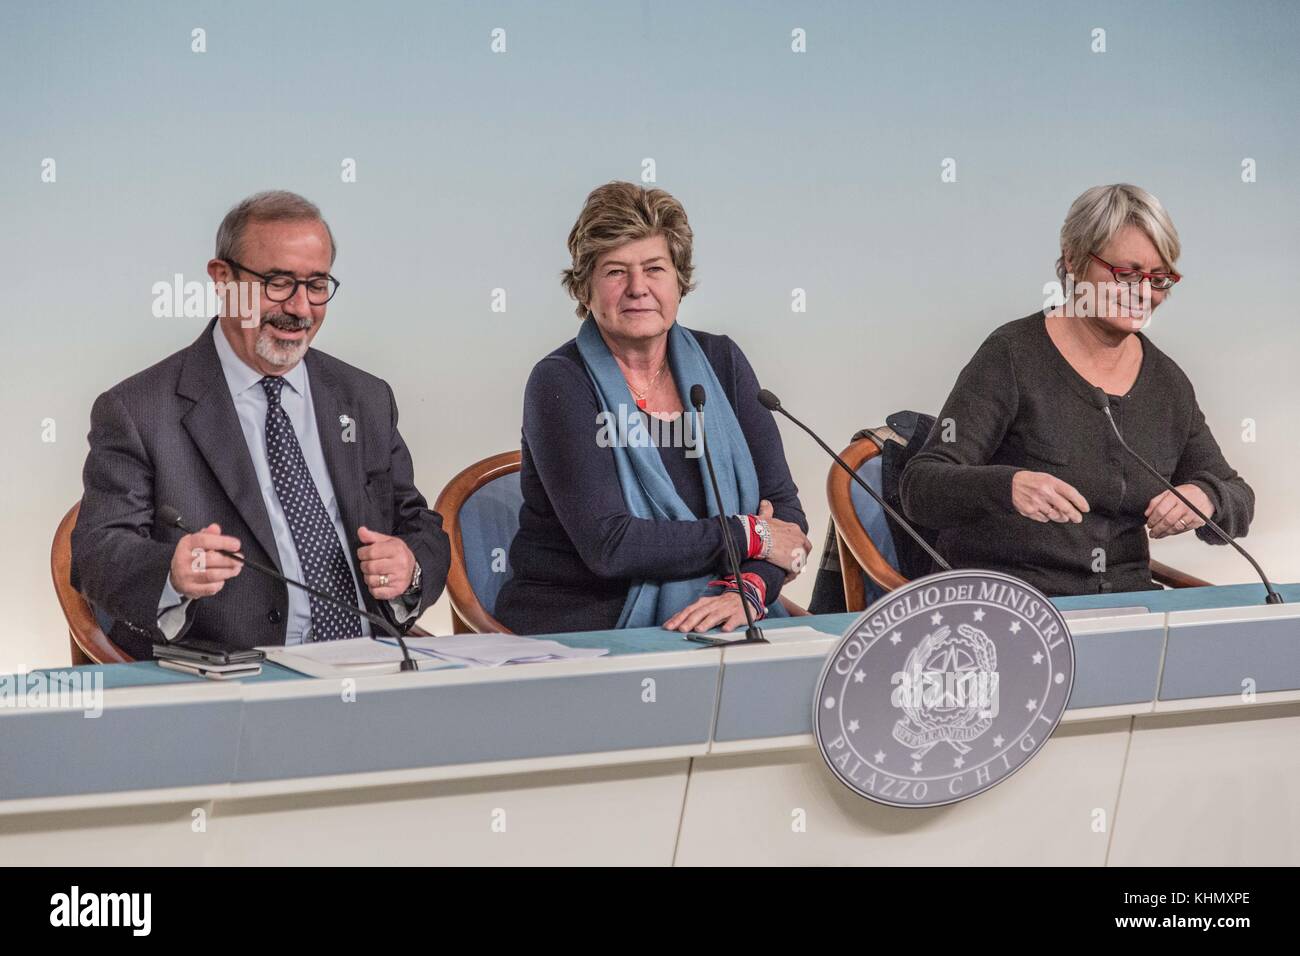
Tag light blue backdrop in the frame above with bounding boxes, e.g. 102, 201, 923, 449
3, 0, 1297, 669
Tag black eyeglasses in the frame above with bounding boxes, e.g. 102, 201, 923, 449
224, 259, 340, 304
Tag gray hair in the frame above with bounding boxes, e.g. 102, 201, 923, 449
1056, 184, 1180, 285
215, 190, 337, 265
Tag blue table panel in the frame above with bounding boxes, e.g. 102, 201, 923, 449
1160, 614, 1300, 700
1052, 582, 1300, 614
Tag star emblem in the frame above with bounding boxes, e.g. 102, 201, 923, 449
930, 612, 943, 626
889, 631, 902, 645
874, 750, 886, 764
992, 735, 1005, 748
1032, 651, 1043, 665
853, 669, 866, 683
847, 719, 860, 733
1009, 621, 1021, 634
1025, 698, 1038, 711
972, 609, 985, 622
911, 761, 923, 773
953, 756, 965, 769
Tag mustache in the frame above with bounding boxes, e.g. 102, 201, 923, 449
260, 313, 313, 332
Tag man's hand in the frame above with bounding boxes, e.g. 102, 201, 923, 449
664, 592, 749, 633
168, 523, 243, 600
1146, 484, 1213, 539
357, 526, 416, 601
1012, 471, 1090, 523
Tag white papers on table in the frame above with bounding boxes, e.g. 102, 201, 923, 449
757, 625, 838, 644
262, 633, 608, 676
403, 634, 608, 667
261, 640, 450, 677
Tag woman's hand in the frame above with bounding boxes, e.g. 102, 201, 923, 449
758, 499, 812, 575
1011, 471, 1090, 523
664, 592, 749, 633
1146, 484, 1212, 538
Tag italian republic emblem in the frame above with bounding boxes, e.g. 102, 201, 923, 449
813, 570, 1075, 808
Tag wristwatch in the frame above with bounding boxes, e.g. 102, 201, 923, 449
753, 517, 773, 561
404, 561, 423, 597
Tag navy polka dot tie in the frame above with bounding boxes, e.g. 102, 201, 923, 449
261, 376, 363, 641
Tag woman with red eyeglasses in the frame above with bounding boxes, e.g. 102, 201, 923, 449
900, 184, 1254, 597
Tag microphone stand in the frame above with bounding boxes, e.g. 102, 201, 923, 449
685, 390, 768, 647
1092, 390, 1283, 605
161, 509, 423, 670
758, 390, 951, 572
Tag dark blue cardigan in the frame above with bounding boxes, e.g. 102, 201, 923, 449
495, 327, 807, 635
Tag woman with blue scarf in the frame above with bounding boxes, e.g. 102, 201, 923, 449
495, 182, 812, 636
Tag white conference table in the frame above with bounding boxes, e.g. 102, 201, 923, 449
1, 583, 1298, 865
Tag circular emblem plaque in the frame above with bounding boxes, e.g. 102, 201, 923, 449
813, 570, 1075, 808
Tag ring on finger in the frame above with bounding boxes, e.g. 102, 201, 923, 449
378, 574, 389, 587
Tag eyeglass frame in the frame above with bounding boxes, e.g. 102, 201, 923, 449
222, 259, 341, 304
1088, 253, 1181, 291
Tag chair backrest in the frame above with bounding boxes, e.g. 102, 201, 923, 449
827, 436, 1214, 609
826, 436, 909, 612
50, 501, 134, 664
434, 450, 809, 630
434, 451, 523, 634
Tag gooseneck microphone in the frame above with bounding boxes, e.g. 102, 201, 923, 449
756, 388, 952, 574
1088, 388, 1283, 606
685, 384, 766, 646
157, 505, 422, 669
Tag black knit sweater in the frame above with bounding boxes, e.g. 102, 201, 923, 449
900, 313, 1254, 597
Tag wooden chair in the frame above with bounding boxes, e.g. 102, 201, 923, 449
434, 450, 809, 634
827, 434, 1213, 613
434, 451, 521, 634
53, 500, 431, 660
51, 501, 133, 665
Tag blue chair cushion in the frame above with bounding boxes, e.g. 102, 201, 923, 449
92, 601, 115, 636
851, 455, 899, 606
458, 472, 521, 616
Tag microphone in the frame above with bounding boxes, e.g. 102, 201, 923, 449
1087, 388, 1282, 605
157, 505, 423, 669
684, 384, 766, 646
757, 388, 952, 574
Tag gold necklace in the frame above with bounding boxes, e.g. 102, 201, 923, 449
626, 361, 667, 410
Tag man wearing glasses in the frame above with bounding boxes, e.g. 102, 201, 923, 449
71, 190, 450, 658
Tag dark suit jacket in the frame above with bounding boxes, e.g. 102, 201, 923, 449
71, 319, 450, 659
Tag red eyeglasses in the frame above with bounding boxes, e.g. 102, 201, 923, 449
1089, 253, 1181, 292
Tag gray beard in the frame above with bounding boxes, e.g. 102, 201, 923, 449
254, 315, 312, 367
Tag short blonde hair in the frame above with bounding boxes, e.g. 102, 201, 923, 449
562, 182, 697, 318
1056, 184, 1181, 285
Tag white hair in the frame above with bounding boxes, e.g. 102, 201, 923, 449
1056, 184, 1180, 285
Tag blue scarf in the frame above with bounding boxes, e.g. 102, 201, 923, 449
577, 318, 788, 628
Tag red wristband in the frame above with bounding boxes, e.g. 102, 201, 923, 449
740, 571, 767, 609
